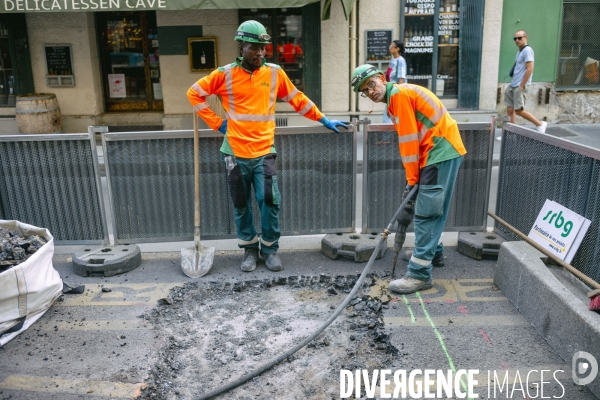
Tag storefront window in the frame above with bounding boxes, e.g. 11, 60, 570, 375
556, 1, 600, 90
437, 1, 459, 97
403, 0, 460, 97
97, 11, 162, 112
0, 24, 15, 107
240, 8, 305, 94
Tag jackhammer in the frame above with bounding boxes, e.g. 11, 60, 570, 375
391, 185, 417, 278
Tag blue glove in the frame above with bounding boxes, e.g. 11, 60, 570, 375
319, 116, 350, 133
218, 119, 227, 134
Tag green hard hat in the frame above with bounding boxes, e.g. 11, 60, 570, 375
234, 20, 271, 44
351, 64, 383, 92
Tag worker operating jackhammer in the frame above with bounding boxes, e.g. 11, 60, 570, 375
351, 64, 466, 294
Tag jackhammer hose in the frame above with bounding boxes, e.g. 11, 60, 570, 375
195, 185, 419, 400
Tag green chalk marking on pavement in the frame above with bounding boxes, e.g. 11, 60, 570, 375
416, 292, 474, 400
402, 295, 416, 324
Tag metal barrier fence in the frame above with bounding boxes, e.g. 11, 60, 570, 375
102, 124, 356, 243
496, 123, 600, 284
0, 119, 495, 245
0, 133, 108, 244
362, 120, 495, 233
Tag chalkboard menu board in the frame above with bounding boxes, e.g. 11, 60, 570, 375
366, 30, 393, 61
44, 45, 73, 76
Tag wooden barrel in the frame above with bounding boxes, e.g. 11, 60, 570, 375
15, 93, 62, 134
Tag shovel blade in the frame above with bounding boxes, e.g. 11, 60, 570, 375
180, 246, 215, 278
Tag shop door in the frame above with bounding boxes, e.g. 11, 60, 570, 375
239, 4, 321, 108
97, 11, 162, 112
402, 0, 485, 109
0, 13, 34, 107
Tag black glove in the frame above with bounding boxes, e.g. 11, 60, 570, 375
395, 185, 416, 251
402, 185, 415, 202
396, 185, 415, 229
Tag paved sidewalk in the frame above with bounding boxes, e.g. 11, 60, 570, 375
0, 246, 597, 399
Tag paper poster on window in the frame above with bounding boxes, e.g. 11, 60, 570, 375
108, 74, 126, 98
153, 83, 163, 100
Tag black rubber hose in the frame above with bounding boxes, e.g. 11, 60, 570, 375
195, 185, 419, 400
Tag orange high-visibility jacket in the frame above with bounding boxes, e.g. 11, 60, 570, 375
386, 83, 467, 185
187, 58, 324, 159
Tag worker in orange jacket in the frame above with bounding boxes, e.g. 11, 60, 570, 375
351, 64, 467, 294
187, 20, 348, 273
282, 38, 303, 63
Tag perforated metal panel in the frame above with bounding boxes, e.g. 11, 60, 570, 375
576, 161, 600, 283
103, 125, 356, 243
275, 129, 355, 233
496, 123, 600, 284
362, 121, 494, 232
0, 134, 107, 243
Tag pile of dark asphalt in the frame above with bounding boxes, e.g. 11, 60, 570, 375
0, 227, 47, 272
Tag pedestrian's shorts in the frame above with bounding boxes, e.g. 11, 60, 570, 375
503, 85, 527, 110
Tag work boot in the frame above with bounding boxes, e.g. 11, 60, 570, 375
241, 248, 259, 272
389, 275, 433, 294
260, 251, 283, 272
403, 250, 445, 267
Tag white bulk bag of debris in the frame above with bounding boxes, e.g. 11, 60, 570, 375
0, 219, 62, 346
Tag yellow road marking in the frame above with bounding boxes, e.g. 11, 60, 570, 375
0, 375, 147, 399
388, 279, 507, 303
384, 314, 529, 327
59, 279, 502, 307
451, 279, 506, 302
58, 283, 182, 307
37, 319, 153, 331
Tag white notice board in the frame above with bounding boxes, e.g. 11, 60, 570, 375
528, 199, 591, 263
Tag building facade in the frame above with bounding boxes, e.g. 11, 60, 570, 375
497, 0, 600, 124
0, 0, 514, 134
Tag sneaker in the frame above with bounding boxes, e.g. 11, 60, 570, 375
536, 121, 547, 133
389, 275, 433, 294
260, 251, 283, 272
241, 249, 259, 272
403, 250, 445, 267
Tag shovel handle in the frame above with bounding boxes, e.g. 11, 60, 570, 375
193, 113, 201, 250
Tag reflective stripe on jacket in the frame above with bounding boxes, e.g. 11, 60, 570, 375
187, 58, 323, 159
386, 83, 467, 185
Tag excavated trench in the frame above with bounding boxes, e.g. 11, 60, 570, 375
139, 273, 404, 399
